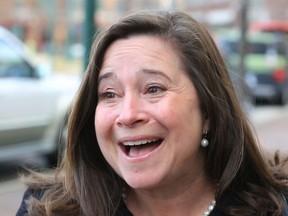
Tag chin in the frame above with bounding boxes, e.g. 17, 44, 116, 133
123, 173, 162, 189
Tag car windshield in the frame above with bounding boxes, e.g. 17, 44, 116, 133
0, 39, 23, 60
0, 39, 30, 77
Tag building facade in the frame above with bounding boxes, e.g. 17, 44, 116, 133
0, 0, 286, 53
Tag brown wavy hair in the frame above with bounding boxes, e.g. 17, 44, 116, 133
22, 10, 288, 216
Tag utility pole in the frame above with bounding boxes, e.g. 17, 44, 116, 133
239, 0, 248, 79
238, 0, 249, 106
83, 0, 97, 71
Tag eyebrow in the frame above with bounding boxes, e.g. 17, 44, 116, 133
141, 69, 172, 82
97, 68, 172, 85
97, 72, 115, 86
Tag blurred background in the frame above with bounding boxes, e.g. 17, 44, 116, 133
0, 0, 287, 215
0, 0, 287, 74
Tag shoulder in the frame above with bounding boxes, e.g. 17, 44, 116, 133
16, 188, 45, 216
210, 194, 288, 216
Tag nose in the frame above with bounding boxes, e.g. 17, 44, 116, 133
116, 94, 148, 127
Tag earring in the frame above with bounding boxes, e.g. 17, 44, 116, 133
201, 131, 209, 147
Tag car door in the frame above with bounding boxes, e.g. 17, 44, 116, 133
0, 38, 58, 146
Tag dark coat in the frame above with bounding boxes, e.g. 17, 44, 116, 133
16, 188, 288, 216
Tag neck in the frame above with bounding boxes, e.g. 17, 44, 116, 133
125, 178, 216, 216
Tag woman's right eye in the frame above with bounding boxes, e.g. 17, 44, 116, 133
99, 91, 116, 100
103, 91, 116, 99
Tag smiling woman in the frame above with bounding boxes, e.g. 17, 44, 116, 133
95, 35, 207, 194
16, 10, 288, 216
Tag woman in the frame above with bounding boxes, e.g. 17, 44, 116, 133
17, 10, 288, 216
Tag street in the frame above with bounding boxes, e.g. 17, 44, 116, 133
0, 154, 47, 216
0, 104, 287, 216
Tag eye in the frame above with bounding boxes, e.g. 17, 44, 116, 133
146, 85, 165, 94
99, 91, 116, 100
104, 91, 116, 98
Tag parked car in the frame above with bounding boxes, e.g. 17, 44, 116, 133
213, 31, 253, 113
0, 26, 81, 164
216, 29, 288, 105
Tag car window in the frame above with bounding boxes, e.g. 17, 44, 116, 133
0, 39, 34, 78
248, 42, 268, 54
222, 39, 286, 55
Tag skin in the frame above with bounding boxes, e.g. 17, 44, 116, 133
95, 35, 213, 215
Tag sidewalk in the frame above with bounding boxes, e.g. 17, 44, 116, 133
249, 105, 288, 126
250, 105, 288, 156
0, 179, 26, 216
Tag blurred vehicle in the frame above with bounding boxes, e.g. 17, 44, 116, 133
250, 20, 288, 33
216, 29, 288, 105
213, 32, 253, 113
0, 26, 80, 164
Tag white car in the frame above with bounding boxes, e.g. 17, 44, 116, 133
0, 26, 81, 164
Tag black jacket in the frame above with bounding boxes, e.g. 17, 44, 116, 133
114, 199, 224, 216
16, 189, 288, 216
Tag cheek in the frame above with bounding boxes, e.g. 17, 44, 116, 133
156, 101, 188, 125
152, 105, 181, 133
94, 107, 121, 173
94, 107, 114, 141
95, 108, 115, 157
94, 108, 103, 134
159, 102, 203, 138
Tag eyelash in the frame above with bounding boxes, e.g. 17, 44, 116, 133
99, 91, 116, 100
146, 85, 166, 95
98, 84, 166, 100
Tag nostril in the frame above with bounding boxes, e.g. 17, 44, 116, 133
116, 116, 145, 128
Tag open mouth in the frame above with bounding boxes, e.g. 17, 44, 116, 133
121, 139, 163, 158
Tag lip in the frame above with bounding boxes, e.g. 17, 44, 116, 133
118, 136, 164, 161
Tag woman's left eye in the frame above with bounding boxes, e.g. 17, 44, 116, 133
146, 85, 164, 94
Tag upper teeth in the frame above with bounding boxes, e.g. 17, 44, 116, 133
122, 139, 158, 146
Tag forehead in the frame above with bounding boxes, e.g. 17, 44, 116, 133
103, 35, 178, 61
97, 35, 187, 84
100, 35, 183, 73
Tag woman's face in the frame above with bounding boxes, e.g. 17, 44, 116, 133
95, 35, 209, 189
